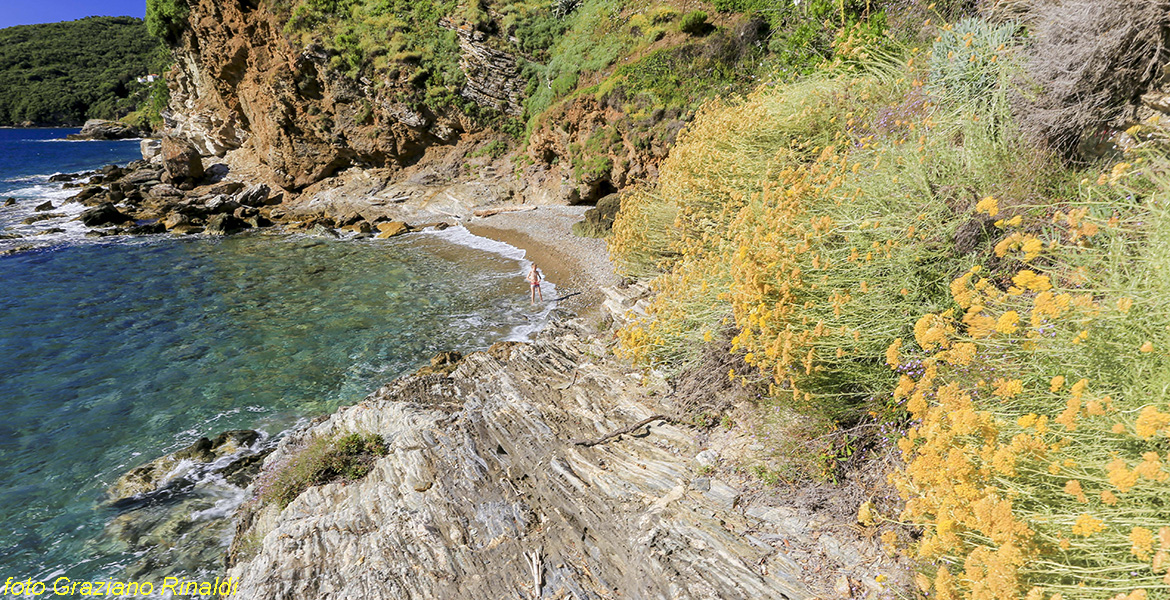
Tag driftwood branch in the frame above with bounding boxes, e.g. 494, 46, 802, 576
473, 205, 538, 218
570, 415, 674, 447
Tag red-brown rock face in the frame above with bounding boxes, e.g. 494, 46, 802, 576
166, 0, 467, 190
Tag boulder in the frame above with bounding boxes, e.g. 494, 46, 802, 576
126, 221, 166, 235
3, 198, 15, 206
161, 137, 205, 186
204, 213, 248, 236
235, 183, 272, 207
148, 184, 183, 199
169, 225, 204, 235
120, 168, 165, 185
78, 203, 133, 227
140, 138, 163, 163
163, 213, 191, 230
34, 201, 54, 212
207, 181, 245, 197
571, 192, 622, 238
48, 173, 80, 182
67, 186, 105, 205
204, 195, 241, 215
375, 221, 410, 238
66, 119, 141, 141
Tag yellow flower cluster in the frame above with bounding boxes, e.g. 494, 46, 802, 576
892, 188, 1170, 599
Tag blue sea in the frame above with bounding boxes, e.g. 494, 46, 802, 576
0, 128, 554, 586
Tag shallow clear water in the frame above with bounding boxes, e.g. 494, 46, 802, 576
0, 130, 554, 583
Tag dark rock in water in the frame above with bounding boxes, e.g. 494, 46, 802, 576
0, 244, 37, 256
100, 430, 274, 585
416, 351, 464, 376
33, 201, 54, 212
85, 230, 112, 238
107, 430, 265, 503
339, 220, 372, 234
78, 203, 133, 227
65, 119, 141, 141
126, 221, 166, 235
3, 198, 15, 206
67, 186, 104, 205
48, 173, 79, 182
170, 224, 204, 235
236, 183, 271, 207
35, 228, 65, 235
161, 136, 205, 186
205, 213, 248, 236
22, 213, 63, 225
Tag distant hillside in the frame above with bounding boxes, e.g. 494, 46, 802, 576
0, 16, 161, 126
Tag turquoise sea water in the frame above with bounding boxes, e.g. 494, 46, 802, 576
0, 129, 552, 584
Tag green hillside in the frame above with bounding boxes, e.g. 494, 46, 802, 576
0, 17, 162, 126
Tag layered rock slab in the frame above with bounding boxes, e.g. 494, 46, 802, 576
226, 323, 813, 599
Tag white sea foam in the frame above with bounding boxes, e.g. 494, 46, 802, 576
423, 225, 560, 341
425, 224, 527, 262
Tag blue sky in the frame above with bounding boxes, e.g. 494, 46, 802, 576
1, 0, 145, 29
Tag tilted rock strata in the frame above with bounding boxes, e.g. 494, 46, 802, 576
226, 324, 817, 599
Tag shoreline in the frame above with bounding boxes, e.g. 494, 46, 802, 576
464, 205, 621, 322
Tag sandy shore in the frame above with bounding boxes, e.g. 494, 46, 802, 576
465, 205, 621, 321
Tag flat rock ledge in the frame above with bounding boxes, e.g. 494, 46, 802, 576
225, 319, 898, 599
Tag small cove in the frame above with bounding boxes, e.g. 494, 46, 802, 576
0, 130, 554, 584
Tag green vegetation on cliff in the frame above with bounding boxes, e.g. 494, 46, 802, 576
0, 17, 163, 126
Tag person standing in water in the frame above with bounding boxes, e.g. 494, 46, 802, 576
526, 263, 544, 304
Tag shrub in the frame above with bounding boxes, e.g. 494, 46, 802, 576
256, 432, 388, 509
928, 18, 1019, 104
679, 10, 709, 35
610, 13, 1170, 597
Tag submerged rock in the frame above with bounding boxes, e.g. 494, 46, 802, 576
34, 201, 54, 212
107, 430, 265, 503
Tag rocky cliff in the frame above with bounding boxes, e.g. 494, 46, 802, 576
221, 317, 908, 599
166, 0, 472, 190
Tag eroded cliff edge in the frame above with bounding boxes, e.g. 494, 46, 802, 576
221, 317, 908, 600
